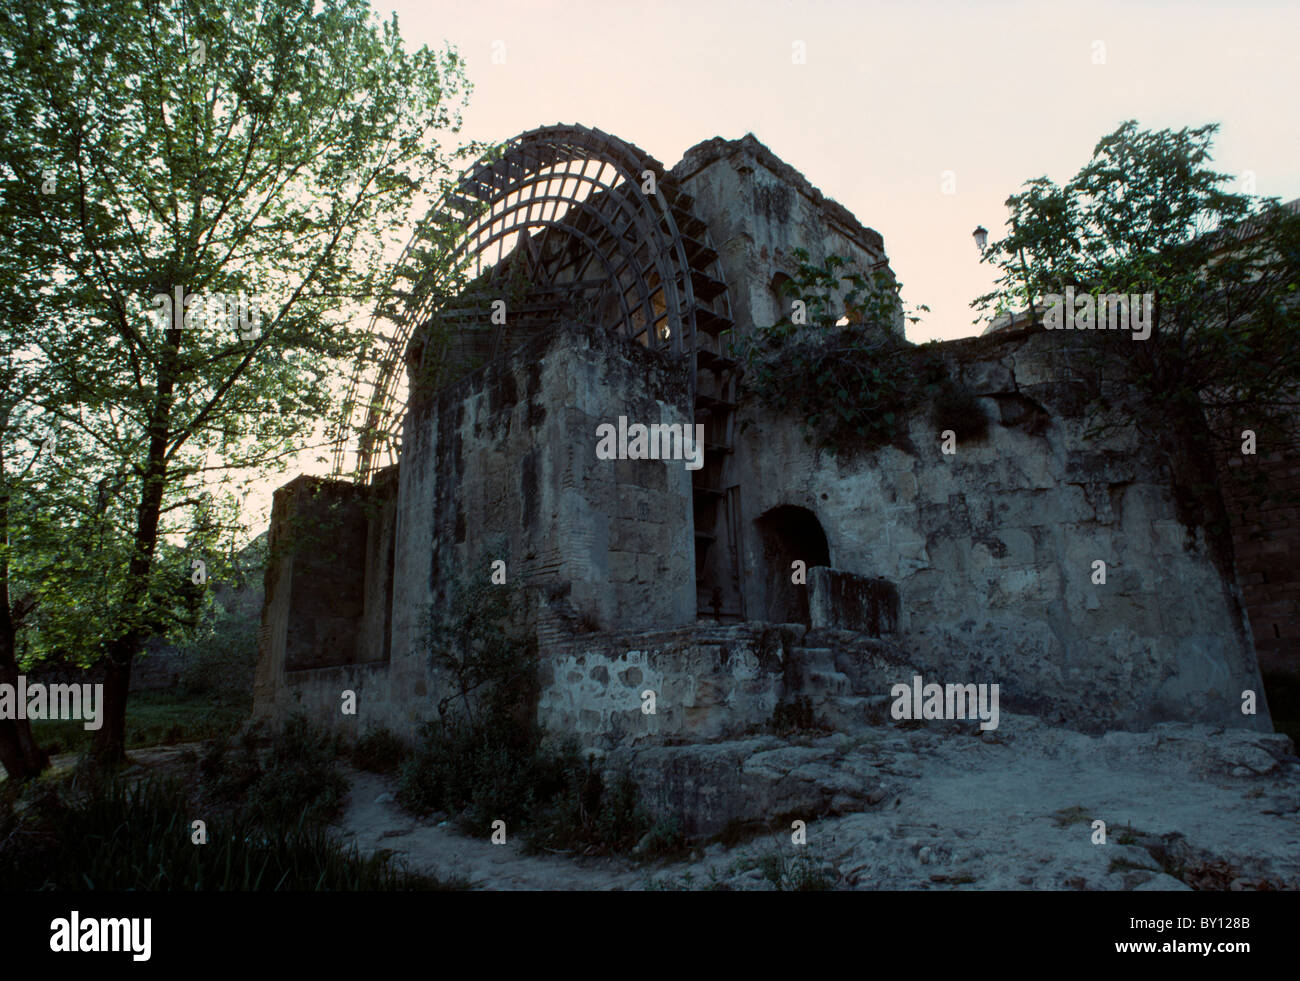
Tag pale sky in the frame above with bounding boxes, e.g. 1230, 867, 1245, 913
234, 0, 1300, 537
383, 0, 1300, 342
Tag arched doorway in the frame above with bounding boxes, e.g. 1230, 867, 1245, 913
755, 505, 830, 625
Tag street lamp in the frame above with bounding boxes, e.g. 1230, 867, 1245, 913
972, 225, 988, 252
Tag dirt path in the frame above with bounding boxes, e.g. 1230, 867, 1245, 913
338, 769, 651, 890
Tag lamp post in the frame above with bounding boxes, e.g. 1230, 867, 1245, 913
974, 223, 1035, 328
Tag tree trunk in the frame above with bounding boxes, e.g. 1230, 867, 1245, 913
93, 649, 133, 764
0, 640, 49, 781
93, 326, 177, 763
0, 448, 48, 780
91, 481, 162, 763
92, 567, 151, 764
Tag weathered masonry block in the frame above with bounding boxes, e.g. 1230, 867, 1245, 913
808, 567, 900, 636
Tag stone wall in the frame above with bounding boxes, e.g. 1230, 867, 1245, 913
537, 624, 783, 747
808, 567, 900, 635
255, 322, 701, 733
728, 324, 1271, 732
537, 620, 913, 752
254, 307, 1274, 740
253, 474, 397, 729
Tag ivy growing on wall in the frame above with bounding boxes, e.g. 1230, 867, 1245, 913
735, 248, 949, 455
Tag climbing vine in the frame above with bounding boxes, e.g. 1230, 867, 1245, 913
735, 249, 948, 455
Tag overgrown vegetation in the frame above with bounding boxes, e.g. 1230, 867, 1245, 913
398, 703, 671, 857
0, 714, 461, 890
196, 714, 348, 830
735, 248, 942, 455
742, 848, 839, 891
0, 775, 454, 890
396, 577, 675, 856
974, 120, 1300, 555
175, 602, 261, 705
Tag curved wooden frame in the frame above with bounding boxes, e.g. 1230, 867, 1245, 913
331, 124, 729, 479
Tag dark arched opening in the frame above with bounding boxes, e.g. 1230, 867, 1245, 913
755, 505, 830, 625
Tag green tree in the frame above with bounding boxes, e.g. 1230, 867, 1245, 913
0, 0, 472, 766
974, 121, 1300, 562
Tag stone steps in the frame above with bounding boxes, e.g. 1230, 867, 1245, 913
785, 644, 910, 731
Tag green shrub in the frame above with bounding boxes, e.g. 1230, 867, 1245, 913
525, 763, 648, 855
397, 576, 657, 854
633, 816, 689, 860
176, 608, 260, 705
352, 727, 410, 774
198, 714, 346, 830
398, 721, 658, 855
743, 848, 838, 891
735, 248, 939, 456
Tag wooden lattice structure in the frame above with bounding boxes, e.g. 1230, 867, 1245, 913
331, 124, 736, 480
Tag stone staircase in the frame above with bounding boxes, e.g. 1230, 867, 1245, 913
687, 620, 915, 733
594, 621, 920, 837
783, 640, 909, 730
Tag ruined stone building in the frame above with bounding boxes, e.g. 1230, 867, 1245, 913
253, 124, 1276, 761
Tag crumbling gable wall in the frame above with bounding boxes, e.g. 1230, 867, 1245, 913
392, 322, 696, 660
674, 134, 899, 335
